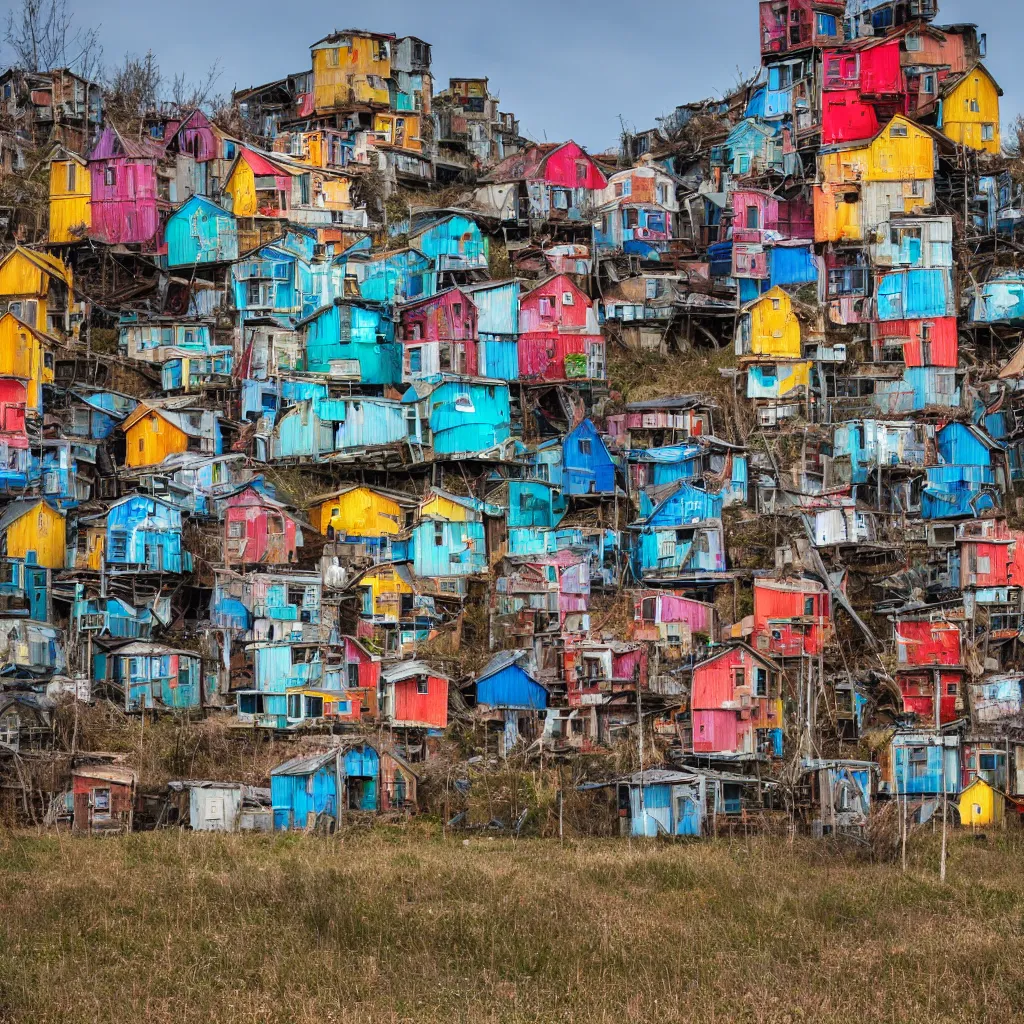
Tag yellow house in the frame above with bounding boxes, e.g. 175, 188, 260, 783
311, 30, 393, 113
0, 245, 78, 339
48, 151, 91, 243
818, 115, 936, 186
120, 404, 190, 468
940, 64, 1002, 154
0, 499, 66, 569
310, 485, 416, 538
373, 113, 423, 153
357, 562, 415, 623
736, 287, 802, 360
958, 777, 1005, 828
0, 311, 53, 412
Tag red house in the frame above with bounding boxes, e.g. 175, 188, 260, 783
381, 660, 450, 730
88, 126, 166, 245
0, 376, 29, 453
224, 485, 304, 566
752, 578, 831, 657
691, 643, 783, 758
518, 274, 605, 382
72, 765, 137, 833
562, 640, 649, 707
873, 317, 958, 367
341, 635, 381, 716
759, 0, 844, 58
399, 287, 479, 379
894, 617, 963, 725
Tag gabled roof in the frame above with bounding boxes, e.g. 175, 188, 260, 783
396, 285, 475, 313
382, 660, 451, 684
941, 61, 1003, 99
0, 245, 73, 287
477, 649, 537, 682
306, 483, 418, 508
695, 641, 777, 674
271, 750, 339, 776
0, 499, 60, 533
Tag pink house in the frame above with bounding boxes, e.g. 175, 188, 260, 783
224, 485, 302, 566
399, 287, 479, 379
481, 140, 608, 224
691, 643, 782, 757
518, 273, 605, 381
88, 126, 166, 245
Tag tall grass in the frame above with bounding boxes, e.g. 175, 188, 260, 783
0, 830, 1021, 1022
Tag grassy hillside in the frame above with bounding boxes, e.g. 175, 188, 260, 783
0, 830, 1021, 1023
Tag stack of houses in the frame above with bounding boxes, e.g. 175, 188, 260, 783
1, 3, 1023, 837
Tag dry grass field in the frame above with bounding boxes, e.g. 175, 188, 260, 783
0, 828, 1022, 1023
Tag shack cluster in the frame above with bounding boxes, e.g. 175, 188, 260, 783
0, 0, 1023, 837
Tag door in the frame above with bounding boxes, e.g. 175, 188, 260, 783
674, 785, 701, 836
25, 567, 47, 621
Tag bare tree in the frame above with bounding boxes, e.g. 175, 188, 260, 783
4, 0, 102, 78
104, 50, 161, 132
171, 60, 223, 112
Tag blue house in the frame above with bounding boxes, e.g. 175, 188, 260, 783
723, 118, 784, 176
969, 270, 1024, 325
343, 745, 380, 811
889, 732, 960, 823
165, 195, 238, 268
92, 495, 186, 574
408, 212, 488, 272
271, 750, 340, 830
475, 651, 549, 711
410, 517, 487, 578
232, 244, 304, 323
505, 480, 566, 529
298, 300, 398, 384
111, 642, 206, 712
631, 481, 725, 581
272, 396, 413, 461
346, 248, 434, 304
74, 594, 155, 640
65, 390, 137, 440
876, 269, 955, 321
404, 378, 511, 458
465, 279, 521, 381
615, 768, 709, 837
562, 419, 616, 496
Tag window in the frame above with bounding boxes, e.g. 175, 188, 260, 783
946, 682, 959, 696
804, 597, 815, 615
733, 667, 745, 691
575, 160, 588, 185
771, 297, 781, 310
909, 180, 925, 198
969, 98, 980, 113
306, 696, 324, 718
93, 788, 111, 813
979, 753, 997, 772
104, 166, 115, 186
922, 75, 935, 95
66, 162, 76, 191
905, 33, 922, 51
889, 124, 908, 138
228, 520, 244, 538
454, 393, 475, 413
288, 693, 302, 719
347, 663, 360, 689
982, 124, 995, 142
816, 13, 837, 36
416, 676, 429, 695
745, 206, 759, 230
408, 347, 422, 372
562, 290, 575, 305
434, 521, 444, 546
578, 438, 592, 455
326, 47, 340, 66
755, 667, 768, 697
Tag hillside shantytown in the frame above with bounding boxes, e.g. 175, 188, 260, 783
0, 0, 1020, 840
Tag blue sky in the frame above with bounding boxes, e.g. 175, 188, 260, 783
33, 0, 1022, 151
